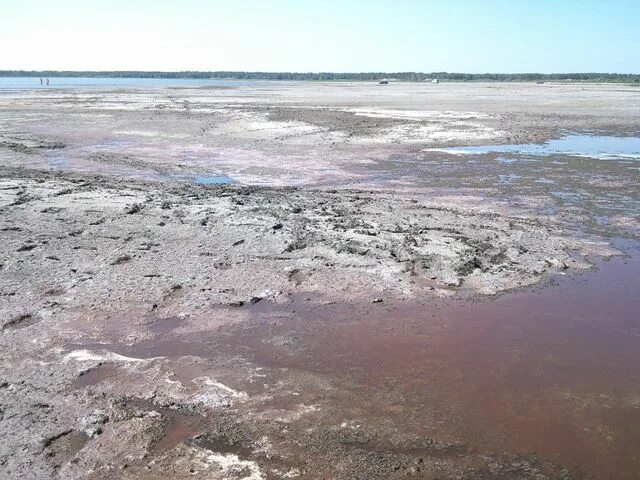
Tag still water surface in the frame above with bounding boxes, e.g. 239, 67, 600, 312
0, 76, 261, 90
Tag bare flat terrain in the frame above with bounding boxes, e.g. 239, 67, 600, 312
0, 81, 639, 479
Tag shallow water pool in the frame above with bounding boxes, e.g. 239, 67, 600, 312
194, 175, 233, 185
430, 134, 640, 160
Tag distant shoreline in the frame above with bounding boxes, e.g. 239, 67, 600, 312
1, 71, 639, 83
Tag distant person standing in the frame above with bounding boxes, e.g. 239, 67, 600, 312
40, 78, 43, 85
46, 78, 49, 86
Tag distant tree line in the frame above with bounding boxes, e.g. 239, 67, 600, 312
1, 70, 639, 82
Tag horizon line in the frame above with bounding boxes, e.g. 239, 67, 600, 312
2, 70, 640, 76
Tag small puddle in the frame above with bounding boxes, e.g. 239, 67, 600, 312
430, 134, 640, 160
194, 175, 233, 185
74, 363, 121, 388
124, 398, 207, 454
89, 140, 137, 150
148, 315, 184, 335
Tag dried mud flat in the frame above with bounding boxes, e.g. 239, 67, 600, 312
0, 82, 639, 480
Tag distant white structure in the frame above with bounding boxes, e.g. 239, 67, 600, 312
432, 79, 439, 84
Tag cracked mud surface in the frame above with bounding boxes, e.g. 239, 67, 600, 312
0, 82, 639, 479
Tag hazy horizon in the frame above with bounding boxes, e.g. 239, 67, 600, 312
2, 69, 639, 75
2, 0, 639, 73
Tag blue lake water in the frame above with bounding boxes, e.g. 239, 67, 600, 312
0, 77, 261, 90
431, 135, 640, 160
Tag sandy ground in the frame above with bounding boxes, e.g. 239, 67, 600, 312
0, 82, 639, 479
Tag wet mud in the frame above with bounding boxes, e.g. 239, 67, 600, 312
0, 82, 639, 479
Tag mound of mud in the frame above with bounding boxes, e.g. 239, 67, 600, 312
0, 167, 597, 328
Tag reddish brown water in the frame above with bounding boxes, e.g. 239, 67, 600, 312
220, 241, 640, 479
70, 242, 640, 478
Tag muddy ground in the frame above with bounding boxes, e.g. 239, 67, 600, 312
0, 81, 639, 479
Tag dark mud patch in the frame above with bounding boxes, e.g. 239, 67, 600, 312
0, 139, 66, 154
44, 430, 89, 468
3, 313, 39, 331
189, 435, 254, 458
257, 106, 411, 137
110, 254, 132, 265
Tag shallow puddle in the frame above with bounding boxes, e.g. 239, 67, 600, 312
148, 315, 184, 335
194, 175, 232, 185
215, 240, 640, 479
429, 134, 640, 160
124, 399, 208, 454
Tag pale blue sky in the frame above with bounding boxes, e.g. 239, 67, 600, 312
1, 0, 639, 72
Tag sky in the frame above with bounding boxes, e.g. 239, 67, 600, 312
1, 0, 639, 73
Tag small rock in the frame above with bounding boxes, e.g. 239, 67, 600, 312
82, 411, 109, 437
272, 223, 284, 230
547, 258, 569, 270
125, 203, 142, 214
110, 254, 132, 266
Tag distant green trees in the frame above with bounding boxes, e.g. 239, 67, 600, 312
1, 70, 639, 82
